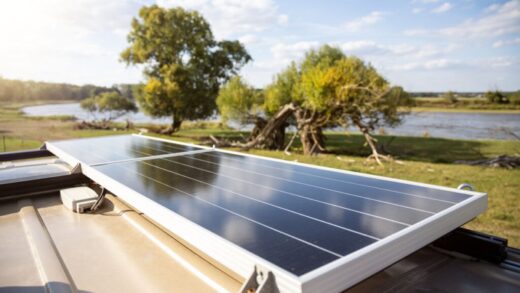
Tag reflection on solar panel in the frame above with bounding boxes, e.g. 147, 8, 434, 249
46, 134, 487, 292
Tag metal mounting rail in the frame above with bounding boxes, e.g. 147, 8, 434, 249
0, 148, 53, 162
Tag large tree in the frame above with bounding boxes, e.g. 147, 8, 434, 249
245, 45, 411, 160
323, 57, 412, 163
121, 5, 251, 133
259, 45, 346, 155
80, 91, 137, 128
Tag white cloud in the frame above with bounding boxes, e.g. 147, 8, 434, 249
483, 56, 518, 68
0, 0, 142, 85
339, 40, 456, 60
403, 28, 429, 36
344, 11, 385, 32
424, 58, 461, 69
440, 0, 520, 38
392, 55, 518, 72
278, 14, 289, 25
412, 8, 424, 14
270, 41, 319, 63
341, 40, 409, 56
492, 37, 520, 48
157, 0, 288, 38
392, 58, 465, 71
432, 2, 453, 13
238, 34, 259, 45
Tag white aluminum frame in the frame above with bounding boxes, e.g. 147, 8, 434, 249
45, 134, 487, 293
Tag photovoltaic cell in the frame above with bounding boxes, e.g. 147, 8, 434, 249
47, 135, 202, 165
45, 135, 486, 291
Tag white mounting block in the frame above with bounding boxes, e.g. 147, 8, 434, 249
60, 187, 98, 213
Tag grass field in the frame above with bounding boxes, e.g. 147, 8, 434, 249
412, 96, 520, 112
1, 101, 519, 246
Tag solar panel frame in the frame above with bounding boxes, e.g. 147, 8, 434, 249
45, 134, 487, 292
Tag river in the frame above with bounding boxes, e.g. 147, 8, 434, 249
22, 103, 520, 141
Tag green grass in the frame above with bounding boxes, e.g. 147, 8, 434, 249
27, 115, 77, 122
412, 96, 520, 112
1, 101, 519, 247
0, 136, 42, 152
410, 107, 520, 114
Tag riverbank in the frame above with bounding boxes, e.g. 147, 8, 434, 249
1, 101, 519, 246
412, 96, 520, 113
20, 102, 520, 140
410, 107, 520, 114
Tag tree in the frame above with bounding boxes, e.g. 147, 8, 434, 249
509, 90, 520, 105
486, 90, 509, 104
121, 5, 251, 133
0, 77, 115, 102
251, 45, 411, 160
261, 46, 346, 154
216, 76, 262, 125
300, 56, 411, 162
443, 91, 458, 104
80, 92, 137, 128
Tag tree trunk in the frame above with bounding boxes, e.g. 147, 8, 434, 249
248, 117, 286, 150
353, 120, 388, 165
294, 107, 326, 156
300, 125, 313, 155
249, 117, 267, 139
160, 116, 183, 134
172, 119, 183, 132
273, 124, 286, 150
241, 103, 295, 150
299, 126, 325, 155
362, 130, 382, 165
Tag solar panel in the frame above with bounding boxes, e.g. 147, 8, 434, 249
48, 135, 206, 165
45, 134, 487, 292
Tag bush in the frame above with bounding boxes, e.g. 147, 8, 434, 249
509, 90, 520, 105
485, 90, 509, 104
442, 91, 458, 104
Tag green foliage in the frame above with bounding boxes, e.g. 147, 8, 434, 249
260, 45, 412, 155
486, 90, 509, 104
121, 5, 251, 131
80, 97, 98, 113
0, 77, 116, 102
509, 90, 520, 105
264, 62, 300, 115
80, 92, 137, 121
300, 45, 345, 72
267, 46, 410, 130
443, 91, 458, 104
216, 76, 262, 124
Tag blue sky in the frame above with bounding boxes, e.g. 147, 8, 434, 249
0, 0, 519, 91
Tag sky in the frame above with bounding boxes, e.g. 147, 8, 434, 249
0, 0, 519, 91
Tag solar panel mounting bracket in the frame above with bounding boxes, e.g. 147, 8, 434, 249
70, 163, 82, 174
239, 265, 279, 293
90, 186, 107, 212
457, 183, 475, 191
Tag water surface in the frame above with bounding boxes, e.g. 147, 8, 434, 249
22, 103, 520, 140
